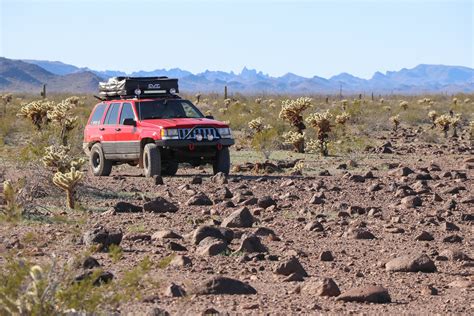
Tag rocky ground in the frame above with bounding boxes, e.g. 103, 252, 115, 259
1, 128, 473, 315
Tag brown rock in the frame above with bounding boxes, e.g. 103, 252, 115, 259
385, 254, 436, 273
336, 286, 391, 303
303, 278, 341, 297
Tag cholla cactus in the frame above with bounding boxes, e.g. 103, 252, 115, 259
282, 131, 305, 152
450, 113, 461, 137
52, 167, 84, 209
2, 93, 13, 116
304, 139, 319, 154
434, 114, 451, 138
1, 180, 22, 221
341, 99, 348, 110
383, 106, 392, 112
17, 100, 54, 129
47, 99, 78, 145
255, 98, 263, 104
248, 117, 271, 134
469, 121, 474, 144
452, 97, 458, 105
306, 110, 333, 156
195, 93, 201, 104
224, 98, 232, 107
379, 98, 384, 104
428, 110, 438, 128
335, 112, 350, 125
389, 115, 400, 131
279, 97, 312, 152
464, 98, 471, 104
64, 96, 80, 105
42, 145, 86, 173
399, 101, 409, 110
291, 160, 305, 175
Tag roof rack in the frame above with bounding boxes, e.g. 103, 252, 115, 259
98, 76, 180, 100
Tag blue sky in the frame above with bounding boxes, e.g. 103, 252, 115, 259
1, 0, 472, 78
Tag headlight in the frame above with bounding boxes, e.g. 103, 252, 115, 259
217, 127, 232, 138
161, 128, 179, 139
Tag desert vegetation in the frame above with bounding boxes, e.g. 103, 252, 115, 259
0, 91, 473, 314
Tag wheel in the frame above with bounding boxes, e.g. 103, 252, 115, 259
90, 143, 112, 176
162, 162, 179, 176
213, 146, 230, 175
143, 143, 161, 177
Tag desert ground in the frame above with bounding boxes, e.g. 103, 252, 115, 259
0, 93, 473, 315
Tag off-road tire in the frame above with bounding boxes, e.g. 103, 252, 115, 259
213, 146, 230, 175
162, 162, 179, 176
143, 143, 161, 177
90, 143, 112, 176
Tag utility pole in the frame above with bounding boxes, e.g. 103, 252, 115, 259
41, 84, 47, 99
224, 86, 228, 99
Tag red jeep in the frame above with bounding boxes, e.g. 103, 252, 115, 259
83, 77, 234, 177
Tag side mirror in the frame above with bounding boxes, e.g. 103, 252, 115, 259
123, 118, 137, 126
205, 115, 214, 120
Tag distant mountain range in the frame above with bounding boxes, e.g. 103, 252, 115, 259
1, 57, 473, 94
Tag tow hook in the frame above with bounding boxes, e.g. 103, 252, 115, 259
188, 143, 195, 151
217, 143, 223, 150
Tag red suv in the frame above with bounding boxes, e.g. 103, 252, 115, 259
83, 77, 234, 177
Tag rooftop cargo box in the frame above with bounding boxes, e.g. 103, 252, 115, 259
99, 77, 179, 98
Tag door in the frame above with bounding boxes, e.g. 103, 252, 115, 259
84, 103, 107, 145
116, 102, 140, 159
101, 102, 121, 156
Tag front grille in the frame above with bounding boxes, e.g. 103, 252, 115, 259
178, 127, 219, 140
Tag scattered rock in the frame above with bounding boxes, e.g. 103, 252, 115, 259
197, 237, 228, 256
152, 230, 182, 240
236, 234, 268, 253
170, 255, 192, 267
192, 276, 257, 295
443, 234, 463, 243
211, 172, 228, 185
153, 175, 164, 185
438, 249, 472, 261
75, 270, 114, 286
274, 256, 308, 277
421, 285, 438, 295
303, 278, 341, 297
163, 283, 186, 297
283, 272, 305, 282
192, 225, 234, 245
191, 176, 202, 184
304, 221, 324, 232
83, 227, 123, 250
82, 256, 100, 269
448, 279, 474, 289
257, 196, 277, 209
336, 286, 391, 303
114, 201, 142, 213
385, 254, 436, 273
401, 195, 422, 208
345, 228, 376, 240
320, 251, 334, 262
415, 231, 434, 241
144, 197, 179, 213
187, 193, 213, 206
221, 207, 255, 228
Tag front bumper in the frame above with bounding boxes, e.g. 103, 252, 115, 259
155, 138, 235, 147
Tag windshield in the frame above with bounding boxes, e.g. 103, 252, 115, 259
136, 99, 204, 120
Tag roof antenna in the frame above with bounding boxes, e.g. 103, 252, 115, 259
135, 86, 142, 120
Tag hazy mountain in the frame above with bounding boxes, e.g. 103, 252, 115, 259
4, 57, 474, 94
0, 57, 103, 93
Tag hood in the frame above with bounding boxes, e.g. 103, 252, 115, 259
140, 118, 228, 129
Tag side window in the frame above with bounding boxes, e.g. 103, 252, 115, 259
119, 103, 135, 124
104, 103, 120, 125
89, 103, 106, 125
